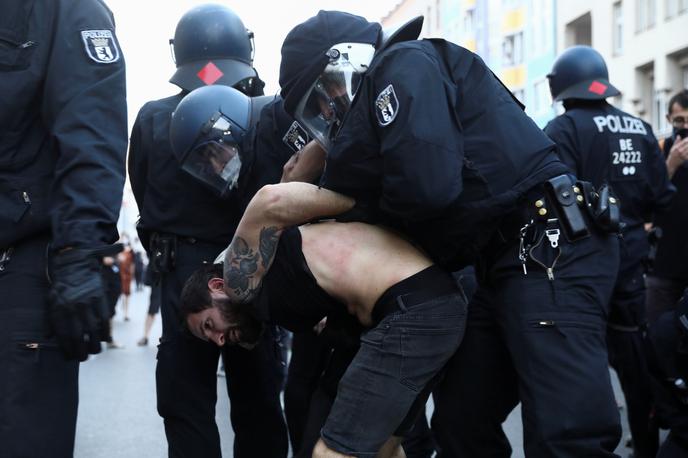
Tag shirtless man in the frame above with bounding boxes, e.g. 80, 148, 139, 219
180, 182, 467, 458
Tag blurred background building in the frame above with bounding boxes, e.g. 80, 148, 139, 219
382, 0, 688, 133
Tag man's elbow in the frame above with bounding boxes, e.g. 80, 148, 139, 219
255, 184, 289, 226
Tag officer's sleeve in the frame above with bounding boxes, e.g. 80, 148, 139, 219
128, 110, 148, 211
371, 47, 463, 221
544, 116, 581, 177
644, 125, 676, 211
42, 0, 127, 249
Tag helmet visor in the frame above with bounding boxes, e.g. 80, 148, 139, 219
181, 140, 242, 197
293, 59, 363, 151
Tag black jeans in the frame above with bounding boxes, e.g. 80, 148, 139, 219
155, 239, 287, 458
0, 234, 80, 458
432, 224, 622, 457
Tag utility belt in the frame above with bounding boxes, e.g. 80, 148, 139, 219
485, 174, 620, 279
148, 232, 222, 273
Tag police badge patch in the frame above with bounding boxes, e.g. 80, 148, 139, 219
375, 84, 399, 126
81, 30, 120, 64
282, 121, 310, 153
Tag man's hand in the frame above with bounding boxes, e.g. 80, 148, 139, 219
280, 140, 326, 183
48, 248, 110, 361
667, 135, 688, 179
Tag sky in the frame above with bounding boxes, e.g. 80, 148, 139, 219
107, 0, 401, 129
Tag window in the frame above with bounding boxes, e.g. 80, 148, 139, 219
436, 0, 442, 32
683, 64, 688, 88
613, 2, 624, 55
654, 89, 668, 133
533, 79, 551, 113
667, 0, 679, 17
636, 0, 656, 32
502, 32, 524, 66
464, 8, 475, 34
531, 0, 553, 57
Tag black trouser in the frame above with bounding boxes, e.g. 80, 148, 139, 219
155, 238, 287, 458
607, 259, 658, 458
432, 222, 622, 457
645, 275, 688, 326
285, 330, 331, 455
647, 306, 688, 458
0, 234, 80, 458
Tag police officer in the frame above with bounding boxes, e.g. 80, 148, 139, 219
0, 0, 127, 456
646, 292, 688, 457
128, 5, 290, 457
278, 10, 623, 457
544, 45, 675, 458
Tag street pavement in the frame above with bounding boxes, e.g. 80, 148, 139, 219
76, 287, 634, 457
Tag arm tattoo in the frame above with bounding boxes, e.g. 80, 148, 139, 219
258, 226, 280, 269
223, 226, 281, 303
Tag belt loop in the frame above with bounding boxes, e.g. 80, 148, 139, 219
396, 295, 408, 313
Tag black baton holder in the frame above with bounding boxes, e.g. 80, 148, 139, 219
544, 174, 590, 242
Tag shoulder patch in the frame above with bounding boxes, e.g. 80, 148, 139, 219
282, 121, 310, 153
375, 84, 399, 127
81, 30, 120, 64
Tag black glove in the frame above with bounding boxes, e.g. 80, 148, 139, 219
47, 247, 114, 361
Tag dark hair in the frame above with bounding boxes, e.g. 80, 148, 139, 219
180, 263, 265, 345
668, 89, 688, 114
180, 263, 224, 320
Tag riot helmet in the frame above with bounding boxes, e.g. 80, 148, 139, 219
169, 4, 257, 92
170, 85, 269, 198
279, 11, 422, 151
547, 45, 620, 102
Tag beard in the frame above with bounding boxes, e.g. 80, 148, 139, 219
216, 296, 265, 347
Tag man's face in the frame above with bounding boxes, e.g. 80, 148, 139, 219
668, 102, 688, 135
185, 277, 264, 348
186, 301, 239, 347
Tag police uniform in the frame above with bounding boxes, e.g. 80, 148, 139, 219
646, 294, 688, 457
545, 101, 674, 458
0, 0, 126, 456
279, 12, 623, 457
128, 95, 294, 457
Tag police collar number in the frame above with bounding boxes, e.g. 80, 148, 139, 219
81, 30, 120, 64
282, 121, 310, 153
375, 84, 399, 126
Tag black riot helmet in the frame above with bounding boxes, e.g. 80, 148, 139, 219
169, 4, 258, 92
279, 10, 421, 151
547, 45, 621, 102
170, 85, 272, 198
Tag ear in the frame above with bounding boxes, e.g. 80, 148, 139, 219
208, 277, 224, 292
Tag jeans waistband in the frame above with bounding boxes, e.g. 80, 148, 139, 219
371, 265, 460, 324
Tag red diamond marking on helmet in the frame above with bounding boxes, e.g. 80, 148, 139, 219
588, 81, 608, 95
197, 62, 224, 85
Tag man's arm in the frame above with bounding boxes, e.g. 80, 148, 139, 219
280, 140, 326, 183
223, 182, 354, 303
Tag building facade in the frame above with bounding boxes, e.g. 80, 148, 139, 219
381, 0, 688, 133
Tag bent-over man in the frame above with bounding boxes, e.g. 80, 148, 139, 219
180, 182, 467, 458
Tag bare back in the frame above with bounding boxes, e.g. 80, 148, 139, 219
299, 222, 433, 326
